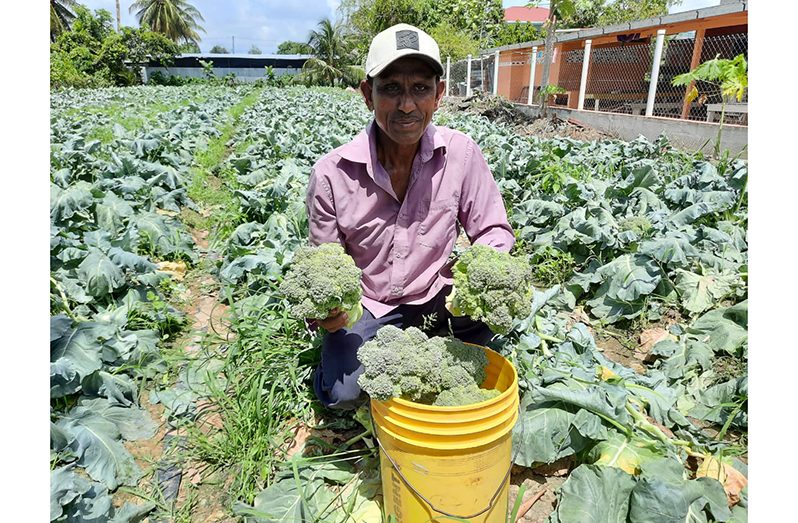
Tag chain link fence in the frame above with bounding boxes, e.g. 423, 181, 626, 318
491, 26, 746, 126
444, 55, 497, 97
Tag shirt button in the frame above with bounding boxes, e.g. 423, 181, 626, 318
394, 251, 402, 258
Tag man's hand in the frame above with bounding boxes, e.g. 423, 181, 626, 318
317, 307, 349, 333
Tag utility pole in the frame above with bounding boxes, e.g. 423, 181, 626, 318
115, 0, 121, 32
232, 36, 235, 53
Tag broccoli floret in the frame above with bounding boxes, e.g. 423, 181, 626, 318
433, 384, 501, 407
357, 325, 496, 406
619, 216, 652, 236
449, 244, 535, 335
279, 243, 363, 328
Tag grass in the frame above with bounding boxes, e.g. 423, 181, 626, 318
179, 288, 319, 505
185, 87, 263, 244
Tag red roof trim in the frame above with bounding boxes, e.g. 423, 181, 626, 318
504, 6, 550, 23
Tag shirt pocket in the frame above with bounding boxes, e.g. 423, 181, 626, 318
417, 196, 458, 241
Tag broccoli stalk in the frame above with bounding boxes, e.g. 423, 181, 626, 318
448, 244, 535, 335
357, 325, 499, 406
279, 243, 364, 328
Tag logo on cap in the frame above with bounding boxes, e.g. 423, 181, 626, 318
395, 30, 419, 51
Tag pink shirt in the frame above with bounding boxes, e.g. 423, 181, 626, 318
306, 121, 515, 318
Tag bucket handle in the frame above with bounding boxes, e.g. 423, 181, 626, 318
374, 431, 513, 520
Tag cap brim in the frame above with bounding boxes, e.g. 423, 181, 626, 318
367, 51, 444, 79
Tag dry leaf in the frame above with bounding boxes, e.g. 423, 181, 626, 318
696, 456, 748, 505
157, 260, 187, 281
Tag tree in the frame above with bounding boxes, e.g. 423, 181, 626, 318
530, 0, 576, 116
178, 41, 200, 53
276, 41, 313, 54
300, 18, 364, 87
209, 45, 229, 54
427, 22, 478, 61
337, 0, 504, 59
556, 0, 681, 29
129, 0, 205, 45
248, 44, 262, 54
115, 0, 121, 31
672, 53, 747, 157
51, 0, 79, 42
598, 0, 680, 25
425, 0, 504, 47
493, 21, 542, 47
50, 6, 179, 88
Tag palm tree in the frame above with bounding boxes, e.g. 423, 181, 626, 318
50, 0, 79, 42
129, 0, 205, 45
301, 18, 364, 87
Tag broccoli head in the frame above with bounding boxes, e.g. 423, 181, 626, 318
433, 384, 501, 407
357, 325, 497, 406
449, 244, 535, 335
279, 243, 363, 328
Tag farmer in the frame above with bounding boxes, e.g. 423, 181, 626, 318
306, 23, 515, 409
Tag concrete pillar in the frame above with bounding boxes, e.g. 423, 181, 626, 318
646, 29, 667, 117
577, 39, 592, 110
527, 46, 538, 105
446, 56, 451, 96
493, 50, 500, 96
466, 54, 472, 97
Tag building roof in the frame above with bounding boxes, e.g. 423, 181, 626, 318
504, 6, 550, 24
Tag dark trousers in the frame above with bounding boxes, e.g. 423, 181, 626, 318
313, 285, 494, 410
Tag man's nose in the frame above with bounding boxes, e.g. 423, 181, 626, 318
398, 91, 416, 113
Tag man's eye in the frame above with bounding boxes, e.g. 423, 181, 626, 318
414, 85, 429, 92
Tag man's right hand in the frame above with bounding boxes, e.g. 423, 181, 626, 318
317, 307, 349, 333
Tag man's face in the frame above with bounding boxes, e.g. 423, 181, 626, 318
360, 57, 445, 147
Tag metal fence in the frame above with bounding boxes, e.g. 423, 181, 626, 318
444, 54, 498, 97
494, 28, 747, 126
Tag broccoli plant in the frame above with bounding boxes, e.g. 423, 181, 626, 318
448, 244, 535, 335
279, 243, 363, 328
357, 325, 499, 406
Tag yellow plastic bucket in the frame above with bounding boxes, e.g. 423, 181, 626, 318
371, 345, 519, 523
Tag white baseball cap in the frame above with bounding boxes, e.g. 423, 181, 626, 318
365, 24, 444, 79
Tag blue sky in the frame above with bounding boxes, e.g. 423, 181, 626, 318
79, 0, 719, 54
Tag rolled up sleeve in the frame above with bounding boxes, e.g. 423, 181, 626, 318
458, 140, 515, 252
306, 168, 343, 246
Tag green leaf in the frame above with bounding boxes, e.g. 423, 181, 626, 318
51, 466, 91, 521
51, 322, 104, 380
686, 301, 747, 354
55, 400, 146, 489
77, 249, 126, 298
81, 371, 138, 406
549, 464, 636, 523
674, 270, 736, 315
629, 467, 732, 523
588, 433, 665, 476
51, 181, 94, 223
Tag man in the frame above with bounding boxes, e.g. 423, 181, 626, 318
306, 24, 515, 409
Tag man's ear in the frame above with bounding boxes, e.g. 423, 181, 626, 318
434, 79, 445, 109
360, 80, 374, 111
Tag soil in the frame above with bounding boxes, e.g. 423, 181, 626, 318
507, 460, 572, 522
441, 93, 616, 142
120, 223, 236, 522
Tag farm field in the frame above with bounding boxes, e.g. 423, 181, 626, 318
50, 85, 748, 522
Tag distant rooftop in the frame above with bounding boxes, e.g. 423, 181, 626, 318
504, 6, 550, 24
181, 53, 313, 59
